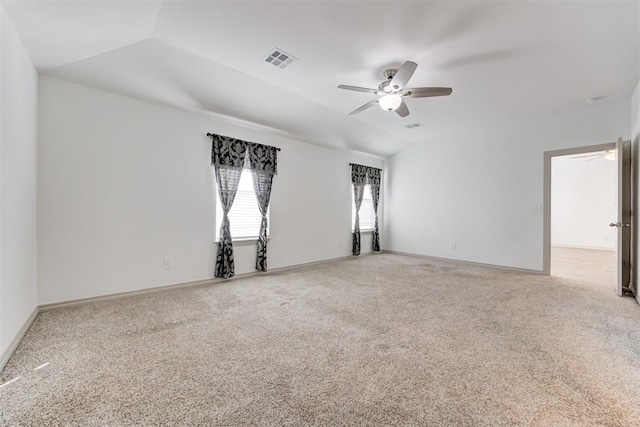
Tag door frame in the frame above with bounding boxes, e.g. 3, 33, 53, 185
542, 142, 617, 276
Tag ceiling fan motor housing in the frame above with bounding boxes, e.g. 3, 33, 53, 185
381, 69, 400, 92
378, 80, 392, 93
383, 69, 397, 79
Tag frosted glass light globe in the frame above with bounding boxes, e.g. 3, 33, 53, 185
379, 95, 402, 111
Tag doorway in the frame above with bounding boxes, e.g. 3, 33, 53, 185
549, 149, 617, 285
543, 139, 633, 296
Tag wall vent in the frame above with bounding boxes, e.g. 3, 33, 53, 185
265, 48, 297, 69
405, 123, 423, 129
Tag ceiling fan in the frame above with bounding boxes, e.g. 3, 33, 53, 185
337, 61, 452, 118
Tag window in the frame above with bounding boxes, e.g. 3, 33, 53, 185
215, 171, 269, 241
352, 184, 375, 232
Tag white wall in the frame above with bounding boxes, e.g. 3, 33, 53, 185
551, 154, 617, 250
0, 6, 38, 359
385, 100, 630, 271
37, 76, 384, 305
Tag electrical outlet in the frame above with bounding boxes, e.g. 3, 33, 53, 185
451, 242, 457, 250
163, 257, 173, 270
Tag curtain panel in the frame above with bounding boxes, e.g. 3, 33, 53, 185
247, 144, 277, 272
350, 163, 382, 255
210, 133, 278, 278
368, 168, 381, 251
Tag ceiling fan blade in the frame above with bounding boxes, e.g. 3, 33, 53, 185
404, 87, 453, 98
338, 85, 379, 94
584, 156, 604, 162
349, 99, 379, 115
390, 61, 418, 90
395, 100, 410, 118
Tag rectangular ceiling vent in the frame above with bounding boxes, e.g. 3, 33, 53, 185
405, 123, 423, 129
265, 48, 297, 69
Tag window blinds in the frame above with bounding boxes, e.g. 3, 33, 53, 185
352, 184, 375, 231
215, 171, 270, 240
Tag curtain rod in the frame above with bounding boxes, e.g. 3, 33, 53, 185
349, 163, 382, 170
207, 133, 281, 151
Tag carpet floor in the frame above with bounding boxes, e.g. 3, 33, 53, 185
1, 253, 640, 426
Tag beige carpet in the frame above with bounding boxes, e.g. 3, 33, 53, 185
1, 253, 640, 425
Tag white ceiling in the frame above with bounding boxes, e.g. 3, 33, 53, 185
2, 0, 638, 158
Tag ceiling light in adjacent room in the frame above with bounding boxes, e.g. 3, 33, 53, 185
586, 96, 605, 104
379, 95, 402, 111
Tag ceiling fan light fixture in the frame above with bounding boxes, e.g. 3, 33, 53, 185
338, 61, 452, 118
379, 94, 402, 111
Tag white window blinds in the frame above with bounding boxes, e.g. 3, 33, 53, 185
216, 171, 269, 240
352, 184, 375, 232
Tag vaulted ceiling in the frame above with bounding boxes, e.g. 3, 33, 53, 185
2, 1, 638, 158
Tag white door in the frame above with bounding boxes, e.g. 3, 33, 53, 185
612, 138, 632, 297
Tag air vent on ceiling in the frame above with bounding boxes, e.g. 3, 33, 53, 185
405, 123, 423, 129
264, 48, 297, 69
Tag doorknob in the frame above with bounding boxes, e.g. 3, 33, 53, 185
609, 222, 631, 228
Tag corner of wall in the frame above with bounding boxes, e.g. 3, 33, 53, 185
0, 3, 39, 369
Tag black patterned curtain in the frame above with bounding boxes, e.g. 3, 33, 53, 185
351, 163, 383, 255
210, 133, 279, 277
368, 168, 381, 251
247, 143, 278, 272
211, 134, 247, 278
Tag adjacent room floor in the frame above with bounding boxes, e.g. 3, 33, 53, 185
551, 246, 616, 286
1, 253, 639, 425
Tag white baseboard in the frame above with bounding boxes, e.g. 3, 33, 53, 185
0, 307, 39, 373
382, 250, 544, 275
39, 252, 375, 312
551, 244, 615, 252
38, 277, 220, 312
